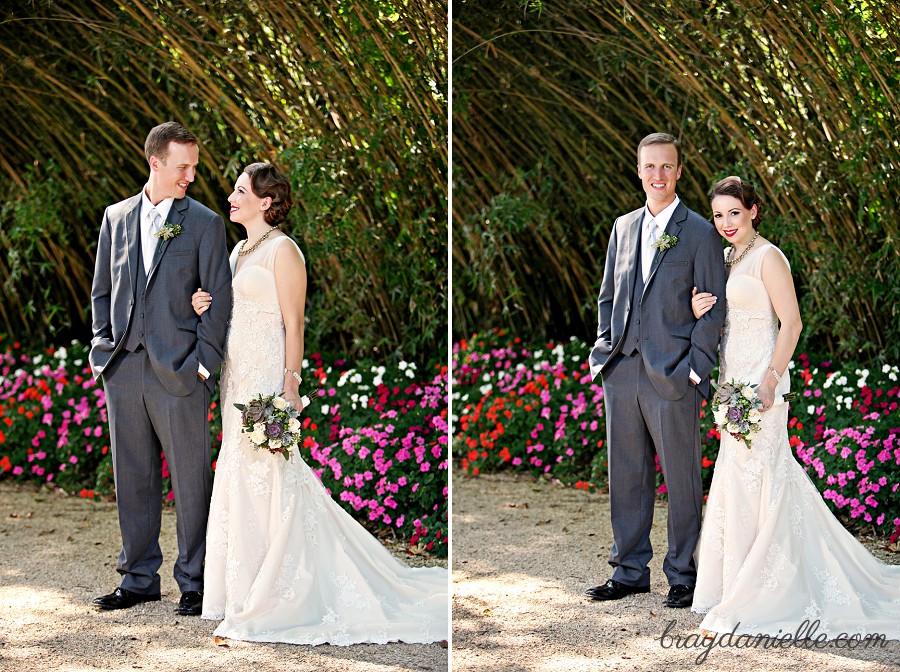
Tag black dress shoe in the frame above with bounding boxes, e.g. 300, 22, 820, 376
93, 587, 161, 611
176, 591, 203, 616
665, 584, 694, 608
585, 579, 651, 601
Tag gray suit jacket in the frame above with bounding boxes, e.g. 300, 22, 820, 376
589, 201, 726, 399
89, 193, 232, 396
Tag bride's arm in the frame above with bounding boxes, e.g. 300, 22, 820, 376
758, 248, 803, 410
274, 242, 308, 412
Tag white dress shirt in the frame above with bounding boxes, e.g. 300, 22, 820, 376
641, 196, 680, 281
139, 187, 174, 275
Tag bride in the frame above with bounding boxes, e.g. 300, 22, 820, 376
191, 162, 448, 645
689, 176, 900, 638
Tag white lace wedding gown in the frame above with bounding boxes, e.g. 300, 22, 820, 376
692, 241, 900, 638
201, 235, 448, 645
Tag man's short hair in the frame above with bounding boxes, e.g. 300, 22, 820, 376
144, 122, 199, 163
637, 132, 681, 166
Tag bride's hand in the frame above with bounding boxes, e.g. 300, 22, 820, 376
691, 286, 717, 319
283, 389, 306, 415
757, 381, 776, 412
192, 288, 212, 316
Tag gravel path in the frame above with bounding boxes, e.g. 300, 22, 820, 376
0, 483, 447, 672
452, 470, 900, 671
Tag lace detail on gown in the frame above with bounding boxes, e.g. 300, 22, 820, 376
201, 235, 448, 645
692, 242, 900, 638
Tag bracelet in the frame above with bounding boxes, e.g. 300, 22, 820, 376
769, 367, 782, 383
284, 368, 303, 385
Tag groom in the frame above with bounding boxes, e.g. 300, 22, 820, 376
586, 133, 726, 608
89, 122, 232, 616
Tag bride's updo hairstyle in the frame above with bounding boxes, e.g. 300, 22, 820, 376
244, 162, 293, 226
709, 176, 763, 230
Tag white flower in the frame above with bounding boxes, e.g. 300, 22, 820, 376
288, 417, 301, 433
747, 408, 761, 423
54, 347, 67, 360
713, 409, 728, 425
349, 373, 363, 384
399, 361, 408, 370
482, 373, 491, 383
321, 404, 330, 415
479, 383, 492, 396
807, 405, 817, 415
726, 422, 742, 434
533, 350, 543, 359
272, 396, 289, 411
883, 364, 891, 374
405, 369, 415, 378
249, 428, 267, 445
74, 359, 83, 367
740, 386, 755, 400
268, 439, 281, 451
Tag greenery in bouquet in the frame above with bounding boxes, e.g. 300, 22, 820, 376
711, 379, 764, 448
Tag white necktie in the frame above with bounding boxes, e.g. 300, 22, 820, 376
643, 218, 659, 280
145, 207, 162, 273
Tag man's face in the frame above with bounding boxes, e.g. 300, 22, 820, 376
150, 141, 199, 200
637, 143, 681, 214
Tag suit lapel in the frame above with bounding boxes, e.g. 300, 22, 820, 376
147, 197, 188, 286
643, 202, 686, 297
622, 211, 643, 303
124, 197, 142, 298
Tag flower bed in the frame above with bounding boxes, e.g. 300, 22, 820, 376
453, 330, 900, 541
0, 340, 447, 557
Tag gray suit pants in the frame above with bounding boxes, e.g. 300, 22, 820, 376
104, 349, 212, 594
602, 352, 703, 588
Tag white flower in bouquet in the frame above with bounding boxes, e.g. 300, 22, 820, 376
288, 417, 302, 433
713, 408, 728, 426
741, 385, 756, 400
249, 425, 267, 445
272, 396, 289, 411
747, 408, 761, 423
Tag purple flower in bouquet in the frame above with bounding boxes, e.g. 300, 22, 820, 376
727, 406, 744, 423
266, 422, 284, 439
245, 399, 266, 423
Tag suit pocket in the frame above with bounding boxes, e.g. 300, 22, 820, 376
661, 260, 688, 266
169, 250, 195, 257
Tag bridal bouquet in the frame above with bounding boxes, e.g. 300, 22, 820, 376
234, 392, 308, 459
711, 379, 764, 448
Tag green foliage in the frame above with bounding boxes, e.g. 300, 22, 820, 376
453, 0, 900, 363
0, 0, 447, 363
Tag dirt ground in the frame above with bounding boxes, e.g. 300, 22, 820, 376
0, 482, 448, 672
452, 470, 900, 672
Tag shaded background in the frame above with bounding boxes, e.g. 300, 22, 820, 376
1, 0, 447, 363
452, 0, 899, 363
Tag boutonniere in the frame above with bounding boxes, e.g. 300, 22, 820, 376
652, 232, 678, 252
154, 223, 182, 240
